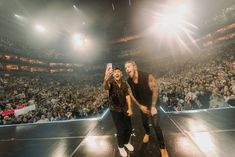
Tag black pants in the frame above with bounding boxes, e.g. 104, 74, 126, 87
111, 110, 132, 148
140, 109, 165, 149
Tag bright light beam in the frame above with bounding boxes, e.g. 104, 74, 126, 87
35, 24, 46, 33
14, 14, 25, 21
14, 14, 21, 18
177, 4, 188, 15
73, 33, 84, 47
154, 7, 198, 52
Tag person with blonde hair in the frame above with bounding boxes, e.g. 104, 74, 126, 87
125, 60, 169, 157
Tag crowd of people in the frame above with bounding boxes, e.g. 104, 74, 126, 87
1, 34, 235, 124
0, 74, 108, 125
158, 44, 235, 111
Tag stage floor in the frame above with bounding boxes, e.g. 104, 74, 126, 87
0, 107, 235, 157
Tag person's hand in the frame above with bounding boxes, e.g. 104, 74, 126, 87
127, 109, 133, 116
151, 106, 158, 115
104, 68, 112, 81
140, 105, 150, 115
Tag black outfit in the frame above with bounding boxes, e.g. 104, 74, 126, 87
127, 71, 166, 149
108, 80, 132, 148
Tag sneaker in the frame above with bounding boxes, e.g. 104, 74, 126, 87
143, 134, 149, 143
118, 147, 127, 157
124, 143, 134, 151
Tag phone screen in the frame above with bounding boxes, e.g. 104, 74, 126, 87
106, 63, 112, 71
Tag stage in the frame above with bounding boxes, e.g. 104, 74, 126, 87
0, 107, 235, 157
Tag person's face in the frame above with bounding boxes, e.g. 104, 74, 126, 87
113, 69, 122, 81
125, 62, 137, 78
224, 86, 228, 91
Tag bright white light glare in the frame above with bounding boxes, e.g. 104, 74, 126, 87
35, 24, 46, 33
160, 14, 180, 26
74, 34, 81, 40
191, 132, 218, 156
73, 5, 77, 9
84, 136, 110, 154
177, 4, 188, 15
187, 120, 207, 132
73, 34, 84, 47
193, 132, 214, 148
156, 14, 181, 34
14, 14, 25, 20
153, 3, 199, 52
14, 14, 21, 18
86, 136, 97, 147
84, 38, 89, 43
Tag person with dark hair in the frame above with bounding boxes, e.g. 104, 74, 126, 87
103, 66, 134, 157
124, 60, 169, 157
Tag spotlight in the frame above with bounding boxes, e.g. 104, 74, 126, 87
160, 14, 180, 26
73, 34, 84, 47
14, 14, 21, 18
14, 14, 25, 21
153, 3, 198, 51
35, 24, 46, 33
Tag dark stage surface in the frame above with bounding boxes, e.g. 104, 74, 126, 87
1, 107, 235, 157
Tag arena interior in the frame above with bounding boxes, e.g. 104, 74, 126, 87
0, 0, 235, 157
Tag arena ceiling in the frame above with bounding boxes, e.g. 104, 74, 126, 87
0, 0, 234, 64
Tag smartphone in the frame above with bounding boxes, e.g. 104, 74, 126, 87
106, 63, 112, 71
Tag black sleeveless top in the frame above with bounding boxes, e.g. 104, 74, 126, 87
127, 71, 153, 107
